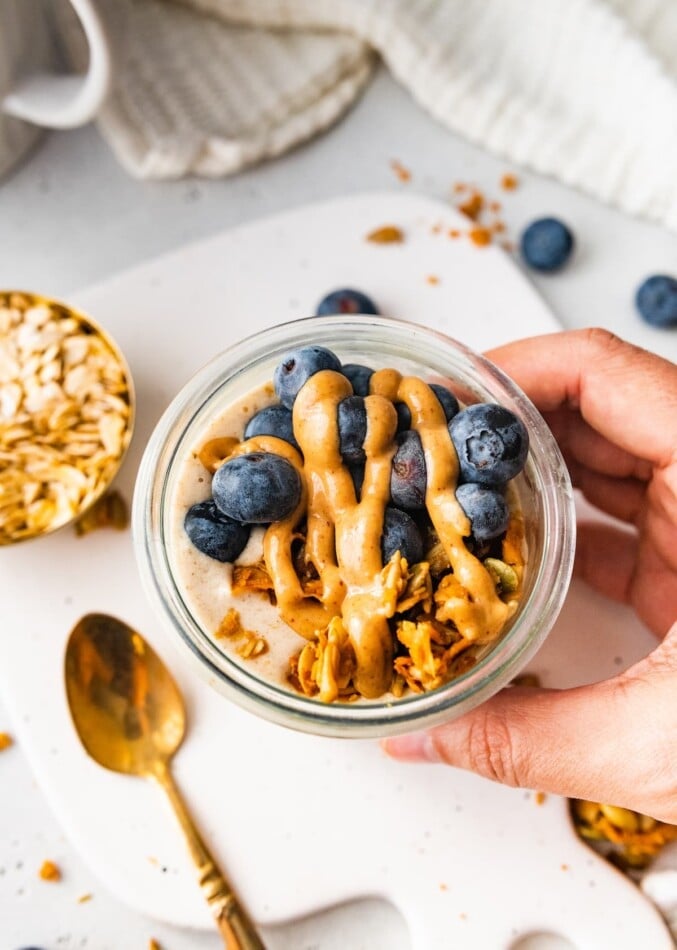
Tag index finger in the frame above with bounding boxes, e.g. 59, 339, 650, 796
486, 329, 677, 468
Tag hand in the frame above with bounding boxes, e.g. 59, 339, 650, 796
384, 329, 677, 822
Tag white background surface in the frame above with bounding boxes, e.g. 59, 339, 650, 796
1, 67, 677, 950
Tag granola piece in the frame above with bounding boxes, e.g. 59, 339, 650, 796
236, 632, 269, 659
231, 561, 275, 599
571, 799, 677, 869
290, 616, 356, 703
197, 436, 239, 473
39, 860, 61, 882
433, 572, 474, 625
366, 225, 404, 244
425, 534, 451, 577
396, 560, 433, 614
502, 512, 526, 582
215, 608, 244, 640
395, 618, 470, 693
0, 732, 13, 751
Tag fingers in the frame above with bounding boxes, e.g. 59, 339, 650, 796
546, 408, 653, 481
573, 522, 637, 603
384, 622, 677, 821
486, 329, 677, 468
570, 466, 646, 524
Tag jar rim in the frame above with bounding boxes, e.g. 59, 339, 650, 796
133, 315, 575, 737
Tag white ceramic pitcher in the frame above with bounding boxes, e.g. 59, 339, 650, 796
0, 0, 114, 178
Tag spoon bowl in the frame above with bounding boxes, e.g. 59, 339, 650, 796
64, 612, 265, 950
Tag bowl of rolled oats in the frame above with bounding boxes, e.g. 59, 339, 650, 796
0, 291, 134, 545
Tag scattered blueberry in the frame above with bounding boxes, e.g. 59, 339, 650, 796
212, 452, 301, 523
395, 402, 411, 432
274, 346, 341, 409
183, 500, 250, 562
316, 288, 379, 316
449, 404, 529, 487
349, 464, 365, 499
430, 383, 459, 422
342, 363, 374, 397
635, 274, 677, 328
455, 483, 509, 541
520, 217, 574, 272
337, 396, 367, 464
390, 430, 427, 510
244, 405, 299, 450
381, 507, 424, 565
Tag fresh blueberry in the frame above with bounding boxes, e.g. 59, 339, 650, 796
337, 396, 367, 464
244, 405, 299, 450
316, 288, 379, 316
455, 483, 509, 541
520, 217, 574, 272
430, 383, 459, 421
381, 507, 424, 565
395, 402, 411, 432
184, 500, 250, 562
635, 275, 677, 328
342, 363, 374, 397
390, 430, 427, 510
273, 346, 341, 409
212, 452, 301, 523
349, 464, 365, 499
449, 404, 529, 487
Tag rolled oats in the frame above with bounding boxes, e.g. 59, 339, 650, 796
0, 293, 132, 544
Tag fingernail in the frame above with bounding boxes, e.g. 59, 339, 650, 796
382, 732, 441, 762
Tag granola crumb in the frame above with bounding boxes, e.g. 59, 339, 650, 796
0, 732, 13, 751
439, 882, 448, 891
390, 159, 411, 183
458, 192, 484, 221
468, 227, 492, 247
215, 607, 244, 640
366, 225, 405, 244
561, 863, 569, 871
453, 182, 467, 193
426, 275, 440, 286
149, 940, 162, 950
77, 893, 92, 903
430, 222, 442, 235
489, 200, 502, 212
491, 221, 507, 234
459, 912, 467, 920
535, 791, 547, 806
448, 229, 461, 239
39, 860, 61, 882
501, 173, 519, 191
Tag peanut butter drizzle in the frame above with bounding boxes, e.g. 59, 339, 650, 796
230, 367, 513, 699
370, 369, 511, 643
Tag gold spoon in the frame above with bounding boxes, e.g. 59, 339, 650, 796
64, 613, 265, 950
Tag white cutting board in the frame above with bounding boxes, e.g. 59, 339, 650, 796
0, 194, 670, 948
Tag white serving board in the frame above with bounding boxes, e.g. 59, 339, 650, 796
0, 193, 670, 948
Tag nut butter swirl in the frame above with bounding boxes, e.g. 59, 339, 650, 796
229, 367, 513, 699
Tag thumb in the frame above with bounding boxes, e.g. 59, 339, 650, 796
383, 622, 677, 818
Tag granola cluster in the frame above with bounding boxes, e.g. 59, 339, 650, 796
0, 293, 132, 544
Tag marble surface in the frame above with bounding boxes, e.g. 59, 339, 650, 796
1, 66, 676, 950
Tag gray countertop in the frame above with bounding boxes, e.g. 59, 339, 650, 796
1, 67, 676, 950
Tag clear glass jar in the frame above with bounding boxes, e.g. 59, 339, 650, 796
133, 316, 575, 738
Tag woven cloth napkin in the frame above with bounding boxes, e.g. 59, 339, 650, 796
62, 0, 677, 229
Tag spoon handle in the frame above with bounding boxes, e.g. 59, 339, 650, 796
153, 762, 266, 950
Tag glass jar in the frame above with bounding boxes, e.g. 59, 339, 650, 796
133, 316, 575, 738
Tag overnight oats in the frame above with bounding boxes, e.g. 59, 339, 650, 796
135, 316, 575, 736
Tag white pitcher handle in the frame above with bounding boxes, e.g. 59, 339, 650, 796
2, 0, 112, 129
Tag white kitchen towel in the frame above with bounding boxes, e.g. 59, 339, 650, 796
61, 0, 677, 230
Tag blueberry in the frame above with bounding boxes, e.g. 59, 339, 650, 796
337, 396, 367, 464
390, 430, 427, 510
449, 404, 529, 487
430, 383, 459, 421
349, 464, 365, 499
273, 346, 341, 409
520, 217, 574, 272
342, 363, 374, 397
455, 483, 509, 541
381, 507, 424, 565
212, 452, 301, 523
395, 402, 411, 432
183, 500, 250, 562
244, 405, 299, 450
635, 274, 677, 328
316, 288, 379, 316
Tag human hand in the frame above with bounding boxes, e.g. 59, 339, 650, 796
384, 329, 677, 822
